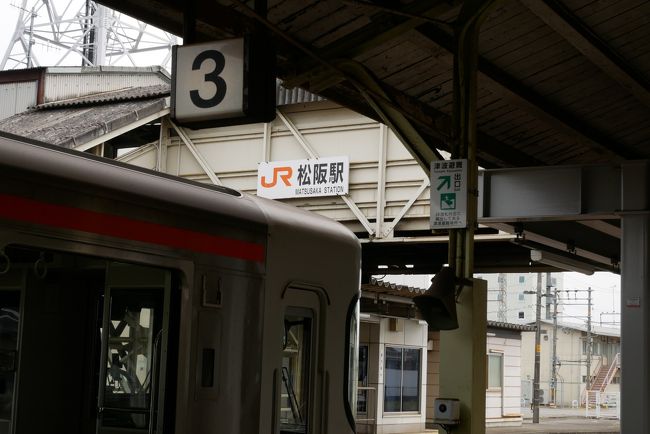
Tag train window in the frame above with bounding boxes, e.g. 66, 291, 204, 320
344, 296, 360, 431
281, 312, 313, 434
100, 288, 165, 430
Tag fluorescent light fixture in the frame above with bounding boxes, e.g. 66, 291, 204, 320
530, 250, 594, 275
377, 265, 388, 269
405, 264, 414, 269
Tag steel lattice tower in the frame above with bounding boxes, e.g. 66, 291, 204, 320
1, 0, 177, 71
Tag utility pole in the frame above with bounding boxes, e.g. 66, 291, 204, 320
586, 287, 593, 390
532, 272, 542, 423
545, 272, 552, 320
497, 273, 507, 322
551, 286, 558, 406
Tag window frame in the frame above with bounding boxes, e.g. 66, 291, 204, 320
281, 307, 315, 434
486, 351, 504, 390
383, 345, 421, 414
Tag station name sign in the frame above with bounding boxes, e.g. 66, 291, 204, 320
257, 157, 349, 199
430, 159, 467, 229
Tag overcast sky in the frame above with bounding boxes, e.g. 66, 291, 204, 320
0, 3, 20, 61
0, 1, 175, 70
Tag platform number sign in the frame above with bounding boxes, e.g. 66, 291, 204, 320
430, 159, 467, 229
172, 38, 245, 125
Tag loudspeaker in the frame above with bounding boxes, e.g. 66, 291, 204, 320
434, 398, 460, 424
413, 267, 459, 330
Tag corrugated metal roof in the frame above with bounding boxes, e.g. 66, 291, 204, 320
35, 84, 170, 109
0, 81, 37, 120
42, 66, 170, 103
361, 277, 427, 299
0, 98, 167, 149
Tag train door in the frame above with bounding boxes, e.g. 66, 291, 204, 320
279, 287, 325, 434
96, 263, 171, 434
0, 246, 176, 434
0, 268, 21, 434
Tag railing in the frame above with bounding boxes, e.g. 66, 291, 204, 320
585, 391, 620, 420
599, 353, 621, 392
580, 355, 602, 406
589, 355, 603, 388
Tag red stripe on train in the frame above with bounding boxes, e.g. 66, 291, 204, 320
0, 193, 265, 263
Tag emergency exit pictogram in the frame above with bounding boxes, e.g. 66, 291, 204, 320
430, 159, 467, 229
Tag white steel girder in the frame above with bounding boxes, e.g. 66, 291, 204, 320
118, 103, 432, 240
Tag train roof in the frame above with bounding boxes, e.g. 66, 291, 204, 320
0, 131, 359, 249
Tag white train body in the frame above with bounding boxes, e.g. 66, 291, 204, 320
0, 133, 361, 434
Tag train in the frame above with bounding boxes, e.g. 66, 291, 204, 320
0, 131, 361, 434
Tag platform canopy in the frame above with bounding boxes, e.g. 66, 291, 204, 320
96, 0, 649, 274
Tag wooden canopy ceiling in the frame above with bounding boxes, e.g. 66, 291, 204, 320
96, 0, 649, 275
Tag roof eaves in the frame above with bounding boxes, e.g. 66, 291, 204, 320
361, 277, 427, 298
487, 321, 536, 332
34, 84, 170, 110
53, 98, 168, 149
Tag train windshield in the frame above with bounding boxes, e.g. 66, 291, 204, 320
345, 297, 360, 430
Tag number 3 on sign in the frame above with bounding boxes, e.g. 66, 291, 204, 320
172, 38, 245, 123
190, 50, 227, 108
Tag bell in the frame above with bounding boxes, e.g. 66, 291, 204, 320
413, 267, 459, 330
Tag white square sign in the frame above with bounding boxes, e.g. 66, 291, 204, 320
257, 157, 349, 199
172, 39, 245, 123
430, 159, 467, 229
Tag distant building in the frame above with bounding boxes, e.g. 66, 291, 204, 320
477, 273, 565, 324
486, 322, 535, 427
521, 320, 620, 408
359, 278, 532, 432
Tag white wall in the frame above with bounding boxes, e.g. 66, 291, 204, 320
360, 317, 428, 434
486, 331, 524, 427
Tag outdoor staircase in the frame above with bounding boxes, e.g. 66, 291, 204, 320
584, 353, 620, 407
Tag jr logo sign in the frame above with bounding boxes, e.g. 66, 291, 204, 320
257, 157, 349, 199
260, 167, 293, 188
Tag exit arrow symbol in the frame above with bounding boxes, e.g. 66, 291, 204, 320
437, 176, 451, 191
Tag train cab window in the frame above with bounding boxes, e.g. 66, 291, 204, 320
281, 312, 313, 434
344, 297, 360, 430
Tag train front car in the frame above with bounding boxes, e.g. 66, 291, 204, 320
0, 132, 361, 434
253, 197, 361, 434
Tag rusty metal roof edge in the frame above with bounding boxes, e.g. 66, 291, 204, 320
34, 84, 171, 110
